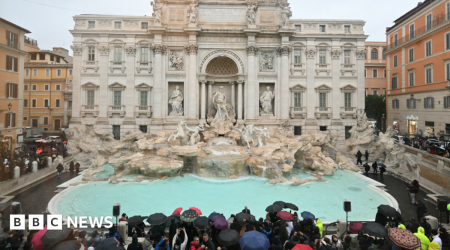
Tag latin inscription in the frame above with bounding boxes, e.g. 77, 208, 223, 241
260, 11, 275, 23
198, 37, 247, 43
163, 36, 189, 42
199, 8, 246, 23
169, 9, 185, 22
256, 37, 281, 44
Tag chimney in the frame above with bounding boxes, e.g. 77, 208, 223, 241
417, 2, 422, 6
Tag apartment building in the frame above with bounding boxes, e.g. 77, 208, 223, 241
365, 42, 387, 96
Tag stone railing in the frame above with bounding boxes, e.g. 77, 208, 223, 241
108, 105, 126, 118
81, 105, 99, 117
289, 106, 306, 119
82, 61, 99, 73
135, 105, 152, 118
109, 61, 126, 73
340, 64, 356, 76
315, 107, 331, 119
340, 107, 357, 119
136, 61, 152, 73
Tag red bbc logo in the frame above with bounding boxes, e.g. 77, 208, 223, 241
10, 214, 62, 230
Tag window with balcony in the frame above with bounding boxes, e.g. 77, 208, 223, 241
392, 76, 398, 89
371, 48, 378, 60
141, 22, 148, 29
382, 48, 386, 60
426, 14, 432, 31
409, 72, 415, 87
344, 50, 351, 64
319, 50, 326, 64
373, 69, 378, 78
114, 91, 122, 107
409, 48, 414, 62
426, 40, 432, 57
88, 46, 95, 61
294, 93, 302, 107
344, 93, 352, 107
85, 90, 94, 106
394, 34, 398, 46
141, 47, 149, 62
409, 24, 415, 39
140, 91, 148, 107
426, 67, 432, 84
319, 93, 327, 107
393, 55, 398, 67
295, 25, 301, 32
88, 21, 95, 28
294, 49, 301, 65
114, 47, 122, 63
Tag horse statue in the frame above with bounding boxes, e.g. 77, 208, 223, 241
186, 124, 205, 146
168, 121, 190, 145
233, 124, 258, 149
255, 127, 270, 147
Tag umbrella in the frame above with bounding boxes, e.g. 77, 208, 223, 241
51, 240, 81, 250
378, 163, 387, 169
292, 244, 313, 250
173, 207, 183, 215
181, 209, 199, 222
127, 216, 147, 226
189, 207, 202, 215
388, 227, 421, 250
377, 205, 397, 218
301, 211, 315, 221
41, 226, 72, 250
209, 212, 224, 220
236, 212, 254, 222
213, 216, 228, 230
147, 213, 167, 225
362, 222, 388, 238
239, 231, 270, 250
194, 216, 210, 230
266, 204, 283, 213
277, 211, 294, 221
95, 237, 126, 250
218, 229, 240, 247
31, 227, 47, 250
285, 203, 299, 211
273, 201, 286, 208
166, 215, 181, 226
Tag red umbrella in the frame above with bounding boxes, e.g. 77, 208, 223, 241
277, 211, 294, 221
173, 207, 183, 215
189, 207, 202, 215
292, 244, 313, 250
31, 227, 47, 250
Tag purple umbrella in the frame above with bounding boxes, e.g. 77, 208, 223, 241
213, 216, 228, 230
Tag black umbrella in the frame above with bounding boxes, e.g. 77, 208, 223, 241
217, 229, 240, 247
273, 201, 286, 208
194, 216, 210, 230
284, 203, 299, 211
128, 216, 147, 226
41, 227, 72, 250
362, 222, 388, 238
181, 209, 199, 222
236, 212, 254, 222
166, 215, 181, 226
95, 237, 126, 250
266, 204, 282, 213
50, 240, 81, 250
377, 205, 397, 218
147, 213, 167, 225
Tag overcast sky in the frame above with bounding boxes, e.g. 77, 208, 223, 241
0, 0, 419, 54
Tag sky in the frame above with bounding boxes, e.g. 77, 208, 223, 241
0, 0, 420, 54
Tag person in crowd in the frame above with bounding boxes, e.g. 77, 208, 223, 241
407, 180, 420, 204
419, 218, 432, 237
200, 233, 214, 250
271, 235, 282, 250
106, 226, 120, 239
69, 161, 75, 176
444, 150, 450, 158
416, 201, 427, 220
440, 228, 450, 249
379, 164, 386, 178
156, 237, 170, 250
56, 162, 64, 179
78, 230, 88, 247
363, 162, 370, 176
430, 229, 442, 250
372, 161, 378, 175
119, 213, 127, 222
173, 228, 188, 250
365, 150, 369, 162
331, 235, 343, 250
356, 151, 363, 165
128, 234, 144, 250
75, 162, 81, 175
414, 227, 430, 250
169, 218, 178, 247
189, 236, 202, 250
242, 206, 251, 214
261, 222, 272, 241
90, 231, 105, 247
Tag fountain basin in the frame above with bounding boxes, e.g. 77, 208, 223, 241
197, 145, 250, 178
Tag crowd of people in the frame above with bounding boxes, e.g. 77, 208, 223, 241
409, 136, 450, 159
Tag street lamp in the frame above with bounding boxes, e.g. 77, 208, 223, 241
7, 103, 12, 111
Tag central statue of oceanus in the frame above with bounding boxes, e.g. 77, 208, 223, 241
207, 86, 236, 124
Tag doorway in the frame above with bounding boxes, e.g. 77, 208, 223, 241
54, 119, 61, 131
31, 119, 38, 128
112, 125, 120, 140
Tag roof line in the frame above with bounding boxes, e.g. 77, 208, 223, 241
0, 17, 31, 33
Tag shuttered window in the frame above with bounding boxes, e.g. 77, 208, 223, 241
444, 96, 450, 108
426, 68, 432, 84
6, 31, 18, 49
392, 100, 399, 109
392, 77, 398, 89
6, 83, 18, 98
6, 56, 18, 72
446, 33, 450, 50
5, 113, 16, 128
407, 99, 416, 109
409, 72, 415, 87
424, 97, 435, 109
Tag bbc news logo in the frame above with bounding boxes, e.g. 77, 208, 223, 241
11, 215, 114, 230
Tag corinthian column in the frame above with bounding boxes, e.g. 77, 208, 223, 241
246, 45, 259, 121
200, 80, 206, 121
237, 80, 243, 121
186, 44, 198, 120
70, 45, 82, 125
153, 44, 166, 120
278, 45, 291, 120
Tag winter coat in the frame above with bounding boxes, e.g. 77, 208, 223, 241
441, 231, 450, 248
364, 164, 371, 172
414, 227, 430, 250
189, 241, 202, 250
372, 162, 378, 170
416, 203, 427, 216
316, 219, 323, 238
332, 240, 344, 250
56, 163, 64, 172
419, 221, 432, 237
429, 242, 440, 250
128, 242, 144, 250
262, 228, 273, 241
172, 232, 188, 250
274, 220, 289, 244
200, 238, 214, 250
156, 240, 170, 250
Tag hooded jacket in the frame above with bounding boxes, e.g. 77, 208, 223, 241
414, 227, 430, 250
316, 219, 323, 238
429, 242, 440, 250
398, 224, 406, 230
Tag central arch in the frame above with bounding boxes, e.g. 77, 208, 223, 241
199, 50, 245, 74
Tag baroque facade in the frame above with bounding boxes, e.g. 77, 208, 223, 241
70, 0, 367, 148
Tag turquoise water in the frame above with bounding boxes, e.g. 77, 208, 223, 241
54, 170, 391, 222
93, 163, 115, 178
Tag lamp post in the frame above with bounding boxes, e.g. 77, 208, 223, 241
8, 103, 12, 111
382, 114, 385, 132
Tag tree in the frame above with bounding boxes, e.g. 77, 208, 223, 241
365, 94, 386, 131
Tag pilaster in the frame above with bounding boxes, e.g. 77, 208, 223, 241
70, 45, 83, 125
246, 45, 259, 121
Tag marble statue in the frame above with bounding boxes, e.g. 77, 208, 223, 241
260, 52, 274, 71
233, 125, 257, 149
168, 121, 189, 145
169, 86, 184, 116
260, 86, 275, 115
186, 124, 205, 146
255, 127, 270, 147
151, 0, 163, 24
187, 4, 198, 24
246, 2, 258, 25
281, 5, 292, 26
212, 86, 231, 122
169, 52, 184, 70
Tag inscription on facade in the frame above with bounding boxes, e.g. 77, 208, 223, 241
256, 37, 281, 44
163, 36, 189, 42
170, 9, 185, 21
198, 37, 247, 43
199, 8, 246, 23
260, 11, 275, 23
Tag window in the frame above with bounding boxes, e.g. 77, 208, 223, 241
447, 63, 450, 80
448, 2, 450, 20
344, 93, 352, 107
294, 126, 302, 136
32, 85, 37, 91
426, 67, 432, 84
88, 46, 95, 61
407, 99, 416, 109
319, 50, 326, 64
115, 21, 122, 29
371, 69, 377, 78
384, 70, 386, 78
392, 76, 398, 89
139, 125, 148, 133
44, 99, 49, 107
344, 25, 350, 33
6, 31, 18, 49
45, 69, 50, 77
31, 54, 37, 60
140, 91, 148, 107
426, 14, 432, 31
371, 48, 378, 60
446, 32, 450, 50
31, 119, 38, 127
320, 126, 327, 132
444, 96, 450, 108
114, 47, 122, 62
23, 117, 28, 121
57, 69, 61, 76
344, 50, 351, 64
141, 22, 148, 29
409, 72, 415, 87
319, 25, 326, 32
393, 55, 398, 67
44, 85, 49, 91
50, 55, 54, 61
295, 25, 301, 32
113, 125, 121, 140
392, 99, 399, 109
382, 48, 386, 60
410, 24, 415, 39
141, 47, 149, 62
55, 85, 61, 90
32, 99, 37, 107
373, 90, 378, 95
69, 69, 72, 75
319, 93, 327, 107
24, 85, 28, 91
114, 91, 121, 106
24, 99, 28, 108
409, 48, 414, 62
424, 97, 434, 108
364, 69, 366, 77
294, 49, 301, 65
43, 117, 48, 125
87, 90, 95, 106
88, 21, 95, 28
394, 34, 398, 46
426, 41, 432, 56
5, 113, 16, 128
294, 92, 302, 107
56, 57, 60, 63
345, 126, 352, 139
40, 53, 45, 60
55, 99, 60, 108
6, 56, 18, 72
33, 69, 37, 76
25, 69, 29, 77
69, 101, 72, 108
6, 83, 18, 98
